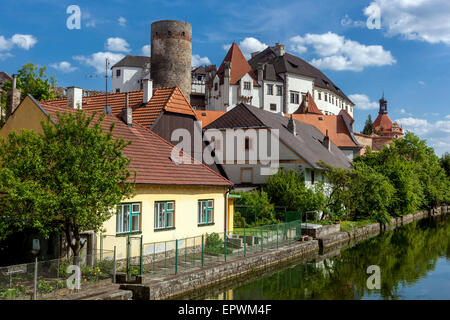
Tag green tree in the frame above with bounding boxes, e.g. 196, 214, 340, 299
264, 169, 326, 218
0, 110, 135, 262
439, 152, 450, 178
361, 115, 376, 135
234, 190, 276, 226
1, 63, 57, 101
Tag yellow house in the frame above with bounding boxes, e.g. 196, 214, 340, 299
0, 94, 234, 258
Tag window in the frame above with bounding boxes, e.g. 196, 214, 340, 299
276, 85, 282, 96
116, 88, 120, 93
318, 92, 322, 100
267, 84, 273, 95
116, 69, 121, 77
245, 137, 252, 150
116, 203, 141, 234
154, 201, 175, 230
270, 103, 277, 111
290, 91, 299, 104
311, 170, 315, 185
168, 31, 172, 36
214, 83, 218, 91
198, 200, 214, 225
197, 75, 203, 81
325, 93, 328, 102
244, 81, 251, 90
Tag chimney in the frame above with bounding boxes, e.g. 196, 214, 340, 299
5, 74, 21, 120
257, 63, 264, 82
323, 130, 331, 151
287, 114, 296, 136
122, 93, 132, 126
67, 87, 83, 109
274, 43, 285, 57
143, 79, 153, 104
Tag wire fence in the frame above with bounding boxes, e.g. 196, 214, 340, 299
0, 249, 116, 300
1, 219, 302, 300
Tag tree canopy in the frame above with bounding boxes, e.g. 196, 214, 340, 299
0, 110, 135, 259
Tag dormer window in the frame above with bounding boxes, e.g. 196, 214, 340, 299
214, 83, 218, 91
244, 81, 251, 90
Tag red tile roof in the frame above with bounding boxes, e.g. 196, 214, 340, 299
294, 92, 323, 115
37, 101, 232, 187
373, 113, 393, 132
288, 113, 360, 148
40, 87, 196, 129
216, 42, 258, 86
194, 110, 226, 128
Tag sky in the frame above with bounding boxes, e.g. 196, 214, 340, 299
1, 0, 449, 156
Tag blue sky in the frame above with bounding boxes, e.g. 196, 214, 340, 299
1, 0, 449, 155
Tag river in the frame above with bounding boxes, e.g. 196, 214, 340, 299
185, 214, 450, 300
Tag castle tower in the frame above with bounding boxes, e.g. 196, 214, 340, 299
151, 20, 192, 103
379, 92, 388, 114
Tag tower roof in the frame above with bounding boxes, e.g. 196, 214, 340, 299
216, 42, 258, 85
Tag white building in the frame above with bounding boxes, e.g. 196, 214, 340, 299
205, 43, 354, 117
111, 55, 151, 93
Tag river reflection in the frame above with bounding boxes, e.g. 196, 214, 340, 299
201, 215, 450, 300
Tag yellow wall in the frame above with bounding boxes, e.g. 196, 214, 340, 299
100, 184, 228, 258
0, 96, 49, 139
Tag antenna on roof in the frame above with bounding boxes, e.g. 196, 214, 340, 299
105, 58, 110, 109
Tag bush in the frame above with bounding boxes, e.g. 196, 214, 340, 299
233, 190, 277, 226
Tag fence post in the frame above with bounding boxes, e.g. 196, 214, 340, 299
276, 224, 279, 249
224, 233, 227, 262
201, 235, 204, 267
113, 246, 117, 283
126, 236, 130, 280
139, 235, 143, 276
100, 233, 103, 261
164, 241, 167, 271
244, 226, 246, 257
175, 239, 178, 275
260, 226, 263, 252
33, 257, 38, 300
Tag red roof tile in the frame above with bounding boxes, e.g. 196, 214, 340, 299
373, 113, 393, 132
40, 86, 196, 129
294, 92, 323, 115
194, 110, 226, 127
288, 113, 360, 148
37, 101, 232, 187
216, 42, 258, 86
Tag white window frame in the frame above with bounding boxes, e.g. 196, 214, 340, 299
116, 203, 141, 235
154, 201, 175, 230
198, 200, 214, 225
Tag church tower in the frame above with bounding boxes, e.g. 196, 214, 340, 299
379, 93, 388, 114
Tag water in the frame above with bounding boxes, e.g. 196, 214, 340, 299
197, 215, 450, 300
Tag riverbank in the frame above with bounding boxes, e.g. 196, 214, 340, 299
114, 205, 448, 300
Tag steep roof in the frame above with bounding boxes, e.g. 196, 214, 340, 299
289, 114, 361, 148
294, 92, 323, 115
216, 42, 258, 86
194, 110, 226, 128
0, 71, 12, 83
249, 47, 352, 104
36, 99, 232, 187
40, 87, 196, 129
373, 113, 393, 132
206, 103, 351, 169
111, 55, 151, 69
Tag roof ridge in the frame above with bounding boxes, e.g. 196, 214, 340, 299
132, 120, 233, 186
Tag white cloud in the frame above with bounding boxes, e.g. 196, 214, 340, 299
192, 54, 211, 67
446, 115, 450, 120
396, 117, 432, 135
223, 37, 268, 59
118, 17, 126, 27
0, 53, 13, 60
105, 37, 130, 53
349, 94, 379, 110
365, 0, 450, 45
141, 44, 150, 56
340, 14, 366, 28
418, 81, 426, 86
289, 32, 396, 71
73, 52, 125, 73
50, 61, 77, 73
0, 34, 37, 52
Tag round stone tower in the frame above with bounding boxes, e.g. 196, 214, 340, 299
151, 20, 192, 102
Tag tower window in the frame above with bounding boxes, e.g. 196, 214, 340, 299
181, 31, 185, 36
168, 31, 172, 36
267, 84, 273, 95
116, 69, 121, 77
276, 85, 282, 96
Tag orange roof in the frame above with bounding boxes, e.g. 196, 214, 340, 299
216, 42, 258, 86
194, 110, 226, 127
40, 86, 196, 129
288, 113, 360, 148
37, 101, 232, 187
294, 92, 323, 115
373, 113, 393, 132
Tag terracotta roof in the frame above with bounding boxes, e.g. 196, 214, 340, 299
373, 113, 393, 132
288, 113, 360, 148
40, 87, 196, 129
294, 92, 323, 115
216, 42, 258, 86
37, 100, 232, 187
194, 110, 226, 127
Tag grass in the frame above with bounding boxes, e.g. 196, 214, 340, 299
339, 220, 374, 232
